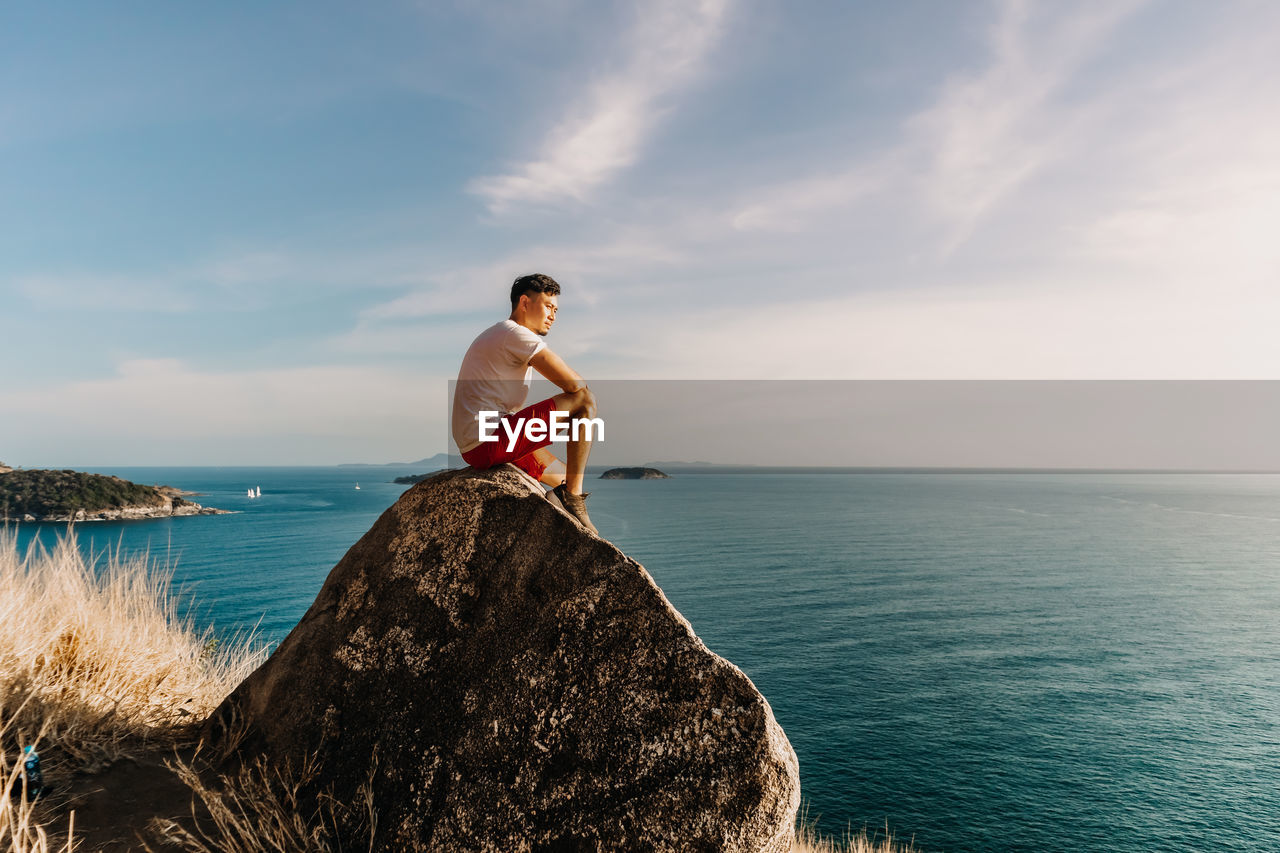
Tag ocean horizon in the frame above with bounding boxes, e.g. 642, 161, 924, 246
12, 466, 1280, 852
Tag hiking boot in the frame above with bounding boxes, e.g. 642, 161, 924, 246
552, 484, 599, 536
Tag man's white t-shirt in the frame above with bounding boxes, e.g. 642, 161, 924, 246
451, 319, 547, 453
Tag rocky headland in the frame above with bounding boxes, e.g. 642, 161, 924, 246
0, 467, 227, 523
599, 466, 670, 480
392, 470, 444, 485
208, 465, 799, 851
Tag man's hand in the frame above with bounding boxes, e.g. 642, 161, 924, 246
529, 348, 586, 394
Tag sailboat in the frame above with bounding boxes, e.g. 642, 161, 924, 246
246, 488, 255, 499
354, 482, 361, 490
255, 486, 262, 498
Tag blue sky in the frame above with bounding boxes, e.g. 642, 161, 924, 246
3, 1, 1278, 465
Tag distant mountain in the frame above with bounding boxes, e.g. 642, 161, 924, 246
643, 460, 743, 468
393, 472, 441, 485
339, 453, 453, 469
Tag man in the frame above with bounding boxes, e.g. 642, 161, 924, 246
451, 273, 600, 535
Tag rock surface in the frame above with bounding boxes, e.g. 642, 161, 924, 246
209, 465, 799, 851
599, 467, 670, 480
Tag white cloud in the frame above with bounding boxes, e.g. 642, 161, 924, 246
469, 0, 729, 211
910, 0, 1148, 249
730, 156, 897, 233
367, 0, 1280, 382
612, 265, 1280, 381
728, 0, 1150, 249
1068, 33, 1280, 280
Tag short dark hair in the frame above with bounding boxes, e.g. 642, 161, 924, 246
510, 273, 561, 309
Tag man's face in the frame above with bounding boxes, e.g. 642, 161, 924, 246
524, 292, 558, 336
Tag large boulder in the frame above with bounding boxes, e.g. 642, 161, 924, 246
209, 466, 800, 851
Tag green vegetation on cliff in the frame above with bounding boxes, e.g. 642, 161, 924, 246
0, 469, 164, 518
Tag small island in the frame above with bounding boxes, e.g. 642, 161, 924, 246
599, 467, 670, 480
0, 467, 228, 523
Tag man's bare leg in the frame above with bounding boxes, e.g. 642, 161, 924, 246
551, 387, 597, 495
534, 448, 565, 489
544, 387, 599, 534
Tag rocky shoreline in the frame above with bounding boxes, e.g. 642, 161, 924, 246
10, 500, 230, 524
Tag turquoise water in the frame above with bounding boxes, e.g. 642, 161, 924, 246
13, 470, 1280, 851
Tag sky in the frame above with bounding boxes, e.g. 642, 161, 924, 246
3, 0, 1279, 466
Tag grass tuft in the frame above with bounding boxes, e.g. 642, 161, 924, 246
791, 818, 922, 853
143, 751, 377, 853
0, 528, 265, 767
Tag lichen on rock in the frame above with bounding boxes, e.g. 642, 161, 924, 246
209, 465, 799, 851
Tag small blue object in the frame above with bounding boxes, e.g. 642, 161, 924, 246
21, 746, 44, 799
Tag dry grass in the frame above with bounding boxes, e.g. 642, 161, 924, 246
791, 819, 922, 853
0, 528, 264, 769
144, 751, 377, 853
1, 527, 266, 852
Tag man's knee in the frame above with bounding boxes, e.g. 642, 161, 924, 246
562, 387, 597, 420
577, 387, 597, 420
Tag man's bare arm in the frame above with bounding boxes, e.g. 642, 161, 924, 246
529, 348, 586, 393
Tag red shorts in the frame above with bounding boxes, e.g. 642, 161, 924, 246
460, 396, 558, 481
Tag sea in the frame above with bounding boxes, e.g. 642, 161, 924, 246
11, 467, 1280, 852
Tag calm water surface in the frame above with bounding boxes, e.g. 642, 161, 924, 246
15, 469, 1280, 852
